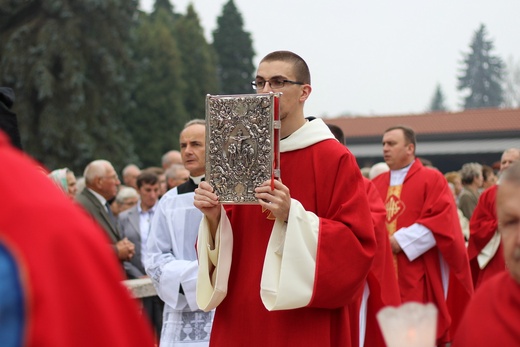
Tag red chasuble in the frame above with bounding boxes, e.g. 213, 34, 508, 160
451, 271, 520, 346
359, 178, 401, 347
467, 185, 505, 289
372, 159, 473, 345
208, 138, 376, 347
0, 132, 155, 347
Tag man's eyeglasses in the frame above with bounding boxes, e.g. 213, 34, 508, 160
251, 78, 304, 90
102, 174, 119, 181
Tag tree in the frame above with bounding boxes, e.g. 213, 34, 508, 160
458, 24, 504, 109
125, 7, 188, 168
503, 56, 520, 108
0, 0, 139, 174
212, 0, 255, 94
153, 0, 174, 14
174, 4, 219, 119
429, 84, 448, 112
151, 0, 178, 22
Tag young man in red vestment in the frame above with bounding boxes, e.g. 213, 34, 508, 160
371, 125, 473, 346
452, 161, 520, 346
467, 148, 520, 289
0, 131, 155, 347
194, 51, 376, 347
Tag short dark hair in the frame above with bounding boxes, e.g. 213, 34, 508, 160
385, 125, 416, 152
136, 171, 159, 189
260, 51, 311, 85
326, 123, 345, 145
482, 165, 495, 181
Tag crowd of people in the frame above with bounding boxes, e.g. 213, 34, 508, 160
2, 51, 520, 347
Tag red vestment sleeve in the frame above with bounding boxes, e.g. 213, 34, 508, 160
309, 145, 376, 309
468, 185, 498, 260
451, 272, 520, 347
467, 185, 505, 288
0, 132, 155, 347
362, 178, 401, 347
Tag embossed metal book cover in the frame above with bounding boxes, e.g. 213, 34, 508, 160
205, 93, 281, 204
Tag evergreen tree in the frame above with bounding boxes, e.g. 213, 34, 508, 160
153, 0, 173, 14
175, 4, 219, 118
458, 24, 504, 109
126, 7, 188, 168
212, 0, 255, 94
503, 56, 520, 108
151, 0, 177, 21
429, 84, 448, 112
0, 0, 139, 174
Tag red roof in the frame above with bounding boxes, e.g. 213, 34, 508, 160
323, 108, 520, 138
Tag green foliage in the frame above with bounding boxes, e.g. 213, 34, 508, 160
0, 0, 255, 173
503, 56, 520, 108
212, 0, 255, 94
429, 84, 448, 112
153, 0, 174, 14
151, 0, 177, 22
125, 8, 188, 168
458, 24, 504, 109
175, 4, 219, 119
0, 0, 139, 174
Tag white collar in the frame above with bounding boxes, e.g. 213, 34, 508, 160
280, 118, 335, 152
191, 175, 205, 185
138, 200, 157, 214
389, 161, 414, 186
88, 188, 107, 206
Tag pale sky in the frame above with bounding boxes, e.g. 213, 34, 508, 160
140, 0, 520, 118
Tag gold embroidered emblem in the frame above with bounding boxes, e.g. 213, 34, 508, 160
262, 206, 276, 220
385, 185, 405, 277
385, 194, 406, 224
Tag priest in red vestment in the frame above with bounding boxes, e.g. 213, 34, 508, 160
372, 125, 473, 346
467, 148, 520, 289
194, 51, 376, 347
452, 161, 520, 346
0, 131, 155, 347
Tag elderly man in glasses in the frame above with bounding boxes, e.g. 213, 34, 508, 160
194, 51, 376, 347
77, 159, 135, 265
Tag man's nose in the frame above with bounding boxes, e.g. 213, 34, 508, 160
261, 81, 273, 92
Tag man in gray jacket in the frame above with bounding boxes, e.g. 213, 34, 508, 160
76, 159, 134, 263
119, 170, 163, 339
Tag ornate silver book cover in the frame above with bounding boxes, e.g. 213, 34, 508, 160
205, 93, 281, 204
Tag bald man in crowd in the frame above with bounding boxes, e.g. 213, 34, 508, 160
161, 150, 182, 170
122, 163, 141, 190
165, 163, 190, 191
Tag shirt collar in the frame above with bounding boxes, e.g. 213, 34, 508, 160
88, 188, 107, 206
138, 200, 157, 214
191, 175, 205, 185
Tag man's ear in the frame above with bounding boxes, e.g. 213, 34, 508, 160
299, 84, 312, 102
407, 143, 415, 155
94, 176, 103, 189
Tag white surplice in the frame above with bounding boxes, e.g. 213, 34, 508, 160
145, 188, 213, 347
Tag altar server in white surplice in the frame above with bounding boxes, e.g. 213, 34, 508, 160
145, 119, 213, 347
